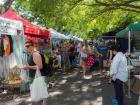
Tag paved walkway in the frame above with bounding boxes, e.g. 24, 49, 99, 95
0, 67, 138, 105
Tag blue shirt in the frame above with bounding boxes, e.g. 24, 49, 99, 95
97, 45, 108, 60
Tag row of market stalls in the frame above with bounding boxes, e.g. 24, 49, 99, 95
0, 9, 51, 81
0, 9, 83, 89
97, 22, 140, 98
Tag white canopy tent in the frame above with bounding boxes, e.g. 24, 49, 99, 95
49, 28, 69, 40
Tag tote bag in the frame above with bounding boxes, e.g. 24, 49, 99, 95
30, 68, 49, 102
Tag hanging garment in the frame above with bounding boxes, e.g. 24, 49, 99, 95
0, 39, 4, 56
3, 39, 8, 52
3, 36, 11, 57
0, 57, 4, 78
9, 53, 17, 69
12, 35, 25, 66
7, 35, 13, 53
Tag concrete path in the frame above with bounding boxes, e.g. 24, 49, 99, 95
0, 68, 138, 105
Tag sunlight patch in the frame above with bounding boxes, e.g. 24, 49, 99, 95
82, 85, 89, 92
91, 97, 102, 105
71, 84, 77, 89
73, 88, 80, 92
74, 81, 82, 84
80, 97, 102, 105
49, 91, 63, 97
59, 79, 67, 85
95, 88, 102, 93
90, 81, 101, 87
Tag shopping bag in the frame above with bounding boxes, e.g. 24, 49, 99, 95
30, 68, 49, 102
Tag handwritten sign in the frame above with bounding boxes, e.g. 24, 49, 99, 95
0, 17, 23, 35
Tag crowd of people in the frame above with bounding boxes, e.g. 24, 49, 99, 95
17, 39, 129, 105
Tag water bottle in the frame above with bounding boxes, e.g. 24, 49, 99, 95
113, 98, 118, 105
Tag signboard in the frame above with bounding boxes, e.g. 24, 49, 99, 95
0, 17, 23, 35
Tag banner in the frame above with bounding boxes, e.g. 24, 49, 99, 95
0, 17, 23, 35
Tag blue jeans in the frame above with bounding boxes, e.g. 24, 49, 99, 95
114, 79, 124, 105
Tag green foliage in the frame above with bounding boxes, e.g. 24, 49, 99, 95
13, 0, 140, 39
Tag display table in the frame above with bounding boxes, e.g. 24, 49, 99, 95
131, 75, 140, 95
125, 68, 140, 97
127, 65, 135, 98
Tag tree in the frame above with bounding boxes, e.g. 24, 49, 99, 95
0, 0, 14, 14
13, 0, 140, 39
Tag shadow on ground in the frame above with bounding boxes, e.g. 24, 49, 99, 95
0, 67, 138, 105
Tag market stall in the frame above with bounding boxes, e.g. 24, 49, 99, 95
49, 28, 69, 50
0, 17, 25, 90
1, 9, 50, 39
116, 21, 140, 53
0, 9, 52, 93
1, 9, 51, 58
116, 21, 140, 98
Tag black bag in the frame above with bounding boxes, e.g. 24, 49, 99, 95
40, 54, 52, 76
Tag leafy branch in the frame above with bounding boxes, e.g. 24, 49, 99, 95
0, 0, 14, 14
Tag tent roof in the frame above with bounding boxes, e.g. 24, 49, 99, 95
116, 21, 140, 38
0, 9, 50, 39
49, 28, 68, 40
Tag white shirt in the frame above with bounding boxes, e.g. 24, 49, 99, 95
110, 52, 128, 82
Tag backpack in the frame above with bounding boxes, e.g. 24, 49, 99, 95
40, 54, 52, 76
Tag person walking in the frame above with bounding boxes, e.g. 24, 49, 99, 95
21, 40, 47, 105
80, 40, 91, 78
109, 46, 128, 105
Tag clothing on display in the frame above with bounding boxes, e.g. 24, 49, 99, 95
0, 38, 4, 56
0, 34, 25, 78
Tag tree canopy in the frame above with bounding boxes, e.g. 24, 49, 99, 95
4, 0, 140, 39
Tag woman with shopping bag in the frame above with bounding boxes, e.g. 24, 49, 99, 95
18, 40, 49, 105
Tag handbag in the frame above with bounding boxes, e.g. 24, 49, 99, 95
30, 67, 49, 102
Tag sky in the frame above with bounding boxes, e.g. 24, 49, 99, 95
0, 0, 5, 5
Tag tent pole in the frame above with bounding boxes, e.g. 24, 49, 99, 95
128, 31, 131, 98
128, 31, 131, 54
50, 38, 53, 55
